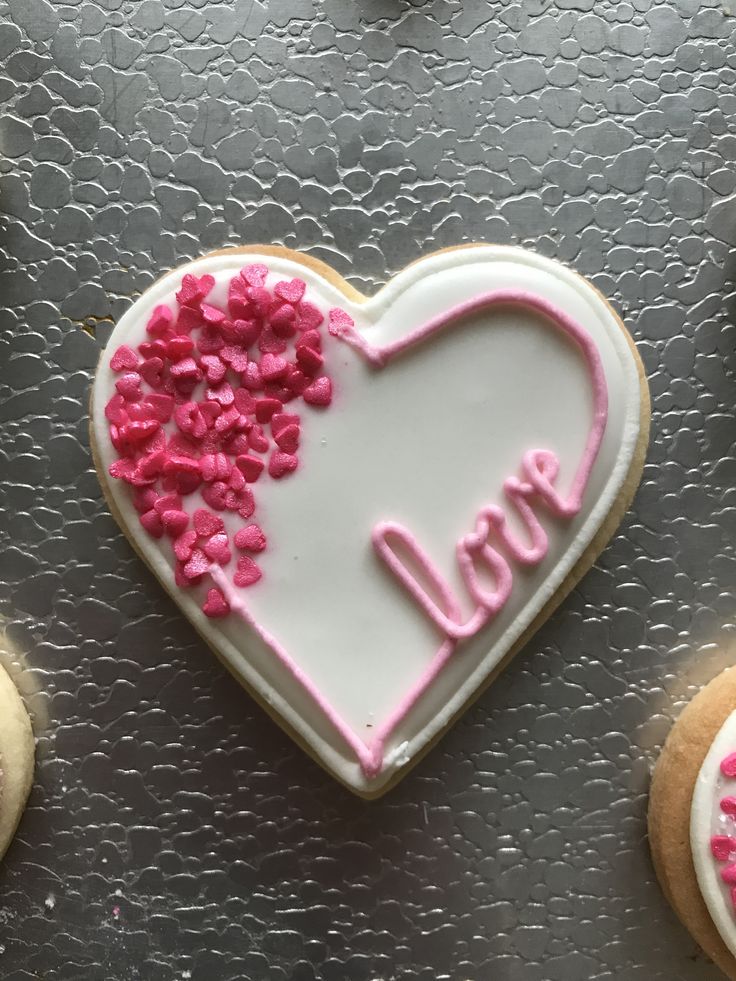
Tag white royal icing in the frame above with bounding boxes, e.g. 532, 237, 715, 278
691, 710, 736, 958
93, 245, 643, 794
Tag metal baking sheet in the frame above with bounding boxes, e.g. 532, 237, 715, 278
1, 0, 734, 977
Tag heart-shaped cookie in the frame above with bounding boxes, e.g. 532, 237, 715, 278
91, 245, 649, 796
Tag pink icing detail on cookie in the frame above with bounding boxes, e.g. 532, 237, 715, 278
711, 836, 736, 861
208, 288, 610, 778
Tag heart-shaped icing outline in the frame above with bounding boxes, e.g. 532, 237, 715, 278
92, 244, 650, 797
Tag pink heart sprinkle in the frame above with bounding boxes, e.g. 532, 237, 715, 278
721, 797, 736, 815
268, 450, 298, 479
258, 326, 288, 353
296, 345, 323, 375
146, 305, 173, 337
297, 301, 324, 332
255, 397, 282, 423
722, 863, 736, 884
144, 393, 175, 422
207, 382, 235, 407
328, 307, 354, 337
200, 354, 226, 384
300, 329, 321, 352
193, 508, 225, 537
274, 424, 299, 453
241, 361, 262, 390
154, 493, 183, 515
197, 327, 224, 354
711, 836, 736, 861
139, 357, 165, 389
236, 454, 265, 482
174, 529, 197, 562
285, 367, 309, 396
201, 303, 226, 326
234, 555, 262, 587
234, 524, 266, 553
303, 376, 332, 407
248, 426, 269, 453
116, 372, 142, 401
202, 587, 230, 619
260, 353, 289, 381
110, 345, 138, 372
133, 488, 159, 514
721, 754, 736, 778
202, 481, 228, 511
238, 487, 255, 519
183, 548, 210, 579
242, 263, 268, 287
161, 509, 189, 537
166, 336, 194, 361
274, 278, 306, 304
140, 509, 164, 538
202, 532, 232, 566
271, 412, 299, 436
104, 393, 128, 425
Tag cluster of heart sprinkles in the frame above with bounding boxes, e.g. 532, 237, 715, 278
104, 263, 352, 619
710, 750, 736, 910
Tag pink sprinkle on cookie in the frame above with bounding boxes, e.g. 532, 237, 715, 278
260, 353, 289, 381
242, 263, 268, 287
274, 424, 299, 453
296, 344, 324, 375
234, 524, 266, 552
711, 836, 736, 861
255, 397, 282, 423
328, 307, 354, 337
161, 509, 189, 537
271, 412, 299, 436
721, 754, 736, 778
193, 508, 225, 537
146, 304, 173, 336
110, 345, 138, 372
203, 587, 230, 618
140, 508, 164, 538
174, 529, 197, 562
236, 454, 265, 482
183, 548, 210, 580
234, 555, 262, 587
303, 376, 332, 407
722, 863, 736, 884
268, 450, 298, 479
203, 533, 232, 566
105, 263, 335, 621
721, 797, 736, 815
274, 278, 306, 305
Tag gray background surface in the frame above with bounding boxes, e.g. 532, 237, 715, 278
0, 0, 735, 978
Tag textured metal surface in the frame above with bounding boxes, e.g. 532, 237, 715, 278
0, 0, 734, 977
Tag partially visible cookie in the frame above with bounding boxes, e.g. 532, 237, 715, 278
649, 666, 736, 979
0, 664, 34, 861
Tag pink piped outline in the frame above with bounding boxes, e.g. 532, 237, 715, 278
212, 289, 609, 779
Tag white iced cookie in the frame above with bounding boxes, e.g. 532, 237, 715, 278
650, 666, 736, 980
91, 244, 649, 796
0, 664, 34, 859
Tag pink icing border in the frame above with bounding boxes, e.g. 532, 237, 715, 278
210, 289, 609, 778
